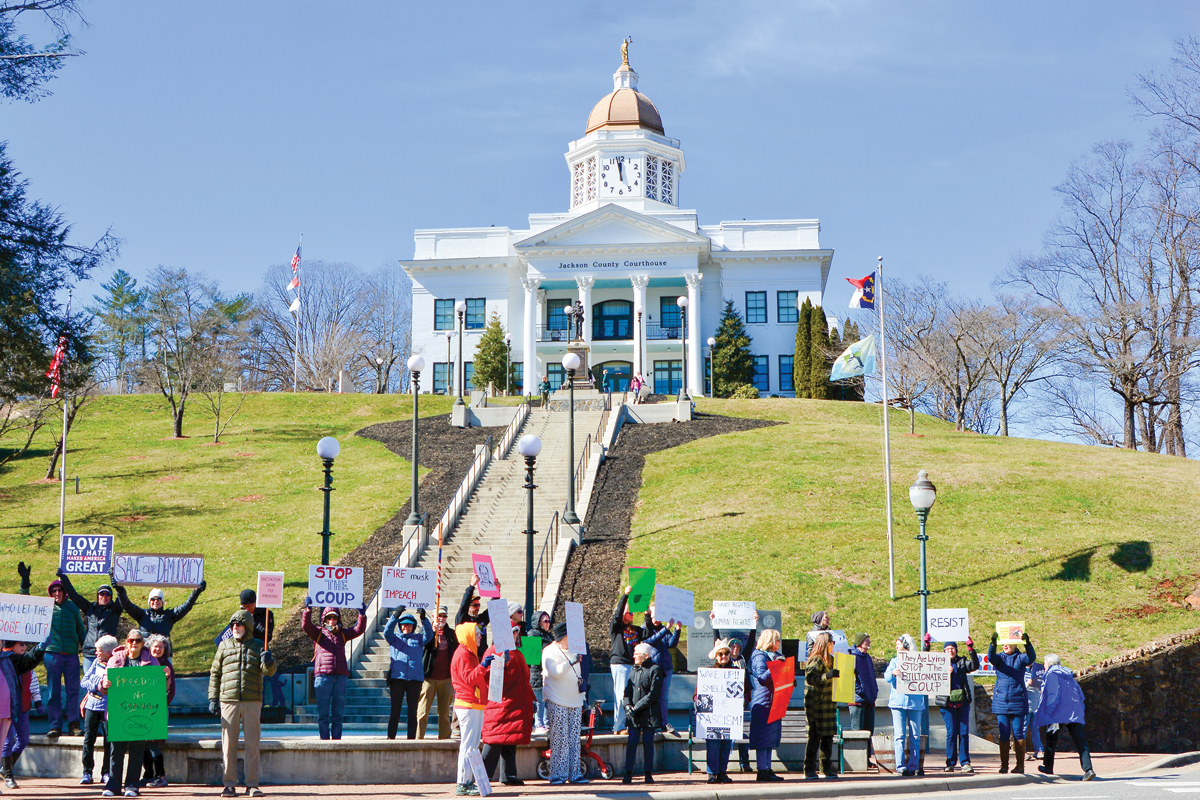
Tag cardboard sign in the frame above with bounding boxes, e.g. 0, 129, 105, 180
627, 567, 656, 613
113, 553, 204, 587
766, 658, 795, 723
472, 554, 500, 598
712, 601, 755, 629
59, 534, 114, 576
380, 566, 437, 610
653, 584, 693, 628
519, 635, 543, 666
565, 601, 586, 656
996, 620, 1025, 645
107, 665, 168, 742
256, 572, 284, 609
832, 652, 857, 704
694, 667, 745, 740
465, 746, 492, 796
0, 593, 54, 643
830, 630, 851, 655
928, 608, 969, 642
307, 565, 363, 609
488, 651, 505, 702
892, 651, 951, 695
487, 599, 515, 652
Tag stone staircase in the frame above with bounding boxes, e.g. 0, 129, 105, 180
293, 402, 607, 728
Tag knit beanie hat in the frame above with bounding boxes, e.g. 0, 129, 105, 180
507, 600, 524, 618
552, 622, 568, 641
811, 610, 828, 626
148, 588, 165, 601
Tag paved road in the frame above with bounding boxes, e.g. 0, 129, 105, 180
895, 762, 1200, 800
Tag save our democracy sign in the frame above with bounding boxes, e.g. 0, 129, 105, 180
59, 535, 114, 575
308, 565, 363, 608
379, 567, 436, 610
113, 553, 204, 587
892, 651, 951, 695
0, 593, 54, 642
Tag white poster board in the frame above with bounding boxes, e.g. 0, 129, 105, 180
307, 565, 363, 609
653, 584, 694, 627
830, 629, 851, 654
256, 571, 285, 609
0, 593, 54, 643
488, 652, 505, 702
487, 599, 515, 652
113, 553, 204, 587
694, 667, 745, 740
380, 566, 437, 610
565, 601, 586, 656
893, 651, 951, 695
711, 601, 755, 629
928, 608, 969, 643
465, 746, 492, 796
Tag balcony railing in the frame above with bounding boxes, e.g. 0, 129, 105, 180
646, 323, 682, 340
536, 325, 572, 343
537, 323, 682, 342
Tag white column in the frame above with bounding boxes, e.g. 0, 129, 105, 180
521, 276, 540, 396
685, 272, 703, 395
576, 275, 595, 348
631, 275, 649, 381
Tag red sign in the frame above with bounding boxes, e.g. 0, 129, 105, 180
766, 657, 795, 723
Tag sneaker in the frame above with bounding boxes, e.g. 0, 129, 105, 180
961, 763, 974, 773
740, 763, 753, 773
707, 775, 719, 784
6, 774, 19, 789
102, 773, 110, 784
248, 790, 264, 797
901, 769, 916, 777
147, 777, 169, 788
465, 786, 480, 797
453, 785, 469, 796
102, 791, 115, 798
124, 790, 140, 798
1083, 769, 1096, 781
81, 774, 94, 785
570, 776, 590, 784
221, 787, 239, 798
663, 723, 676, 734
944, 765, 956, 772
533, 726, 548, 736
549, 777, 566, 786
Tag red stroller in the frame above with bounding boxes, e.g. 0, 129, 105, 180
537, 700, 615, 780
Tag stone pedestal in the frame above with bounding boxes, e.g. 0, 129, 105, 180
568, 343, 591, 388
450, 404, 471, 428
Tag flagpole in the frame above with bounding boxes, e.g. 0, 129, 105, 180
59, 288, 71, 540
293, 234, 302, 393
876, 256, 896, 601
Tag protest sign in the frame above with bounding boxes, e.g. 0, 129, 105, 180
928, 608, 969, 642
256, 572, 284, 609
766, 658, 795, 723
488, 651, 505, 702
976, 652, 997, 676
653, 584, 693, 627
59, 534, 114, 576
307, 565, 363, 608
487, 599, 515, 652
565, 601, 586, 656
113, 553, 204, 587
830, 630, 851, 655
627, 567, 655, 613
832, 652, 856, 704
712, 601, 755, 629
0, 593, 53, 643
380, 566, 437, 610
519, 635, 543, 666
694, 667, 745, 739
996, 620, 1025, 645
107, 666, 168, 742
465, 746, 492, 797
472, 554, 500, 598
892, 651, 951, 695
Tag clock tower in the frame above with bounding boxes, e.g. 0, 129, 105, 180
566, 41, 686, 215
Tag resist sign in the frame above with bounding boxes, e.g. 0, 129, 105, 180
892, 651, 951, 695
380, 567, 436, 610
0, 593, 54, 643
928, 608, 969, 642
308, 565, 363, 609
59, 534, 114, 575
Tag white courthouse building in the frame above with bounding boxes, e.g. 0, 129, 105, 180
404, 48, 833, 398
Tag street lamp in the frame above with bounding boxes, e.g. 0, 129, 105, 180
316, 437, 341, 566
454, 301, 467, 405
677, 295, 690, 401
444, 332, 454, 395
375, 357, 385, 394
505, 335, 511, 396
405, 355, 425, 526
517, 433, 542, 618
562, 352, 582, 525
564, 305, 574, 342
908, 469, 938, 641
706, 336, 716, 399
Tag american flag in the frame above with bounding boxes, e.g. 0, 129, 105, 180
46, 336, 67, 398
288, 243, 302, 291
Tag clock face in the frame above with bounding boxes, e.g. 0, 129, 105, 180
600, 156, 642, 197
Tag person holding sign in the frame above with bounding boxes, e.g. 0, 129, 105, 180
451, 623, 496, 796
884, 634, 925, 777
56, 570, 123, 674
383, 606, 434, 740
479, 606, 534, 787
696, 639, 740, 783
931, 639, 980, 773
18, 564, 85, 739
103, 629, 163, 797
456, 574, 502, 659
208, 609, 276, 798
608, 585, 643, 735
542, 622, 587, 787
989, 628, 1036, 774
1, 639, 44, 788
302, 598, 368, 741
526, 610, 554, 735
749, 628, 791, 782
621, 642, 663, 785
78, 635, 116, 788
803, 632, 840, 779
110, 565, 207, 639
641, 606, 681, 733
240, 590, 284, 710
417, 607, 457, 740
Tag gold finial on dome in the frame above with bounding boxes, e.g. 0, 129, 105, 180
621, 36, 632, 67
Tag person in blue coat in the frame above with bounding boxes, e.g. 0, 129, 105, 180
384, 605, 434, 740
849, 633, 878, 767
1035, 654, 1094, 781
988, 629, 1035, 774
641, 608, 681, 733
748, 628, 794, 782
884, 634, 925, 777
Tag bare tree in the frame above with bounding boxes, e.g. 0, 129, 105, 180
357, 264, 412, 393
196, 294, 255, 443
1036, 376, 1124, 447
0, 396, 52, 469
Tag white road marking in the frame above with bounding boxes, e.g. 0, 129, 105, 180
1165, 790, 1200, 794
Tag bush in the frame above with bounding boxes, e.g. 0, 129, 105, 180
731, 383, 760, 399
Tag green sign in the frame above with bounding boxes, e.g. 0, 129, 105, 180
107, 665, 168, 742
628, 568, 656, 614
519, 635, 543, 666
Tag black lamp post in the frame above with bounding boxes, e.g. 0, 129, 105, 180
908, 469, 937, 641
316, 436, 341, 566
454, 300, 467, 405
678, 295, 690, 400
706, 336, 716, 399
405, 355, 425, 526
444, 332, 453, 395
562, 352, 581, 525
505, 335, 511, 396
518, 433, 542, 618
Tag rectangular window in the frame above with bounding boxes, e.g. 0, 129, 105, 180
547, 300, 570, 330
547, 363, 565, 389
746, 291, 767, 325
752, 355, 770, 393
464, 362, 475, 391
659, 296, 681, 329
434, 299, 454, 331
511, 363, 523, 395
777, 291, 798, 324
465, 298, 486, 330
780, 355, 794, 393
653, 359, 682, 396
433, 362, 450, 394
704, 357, 712, 396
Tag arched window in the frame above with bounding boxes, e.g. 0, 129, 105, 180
596, 361, 633, 392
592, 300, 633, 341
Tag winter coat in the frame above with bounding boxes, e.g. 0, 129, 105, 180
851, 648, 878, 704
106, 644, 159, 669
885, 655, 928, 711
384, 614, 434, 681
82, 658, 108, 713
5, 646, 43, 714
541, 641, 585, 709
481, 646, 534, 745
933, 648, 980, 708
114, 583, 204, 638
1025, 662, 1045, 713
804, 656, 838, 738
718, 628, 757, 701
19, 582, 85, 655
609, 593, 641, 666
988, 641, 1035, 715
624, 660, 663, 730
526, 613, 554, 690
451, 623, 490, 711
209, 609, 276, 704
1034, 665, 1086, 727
0, 651, 18, 720
749, 648, 788, 750
422, 619, 458, 677
455, 585, 489, 657
302, 605, 367, 676
59, 574, 123, 650
641, 616, 681, 674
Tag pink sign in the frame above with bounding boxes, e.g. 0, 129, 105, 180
256, 571, 285, 609
472, 554, 500, 598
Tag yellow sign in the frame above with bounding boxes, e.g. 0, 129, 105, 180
832, 652, 856, 704
996, 620, 1025, 645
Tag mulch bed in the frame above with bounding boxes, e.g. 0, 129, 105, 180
555, 411, 783, 669
271, 414, 502, 672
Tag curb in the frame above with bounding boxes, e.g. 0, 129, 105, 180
1126, 751, 1200, 774
635, 772, 1056, 800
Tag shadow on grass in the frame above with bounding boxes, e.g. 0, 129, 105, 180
627, 510, 748, 543
1111, 540, 1152, 572
0, 504, 219, 550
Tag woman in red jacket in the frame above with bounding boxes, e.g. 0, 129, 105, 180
480, 603, 534, 786
451, 623, 495, 797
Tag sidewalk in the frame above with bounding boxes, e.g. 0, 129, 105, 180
11, 751, 1171, 798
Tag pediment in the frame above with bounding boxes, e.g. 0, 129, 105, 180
514, 205, 708, 252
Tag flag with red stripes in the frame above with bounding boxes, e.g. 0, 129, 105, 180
288, 242, 302, 291
46, 336, 67, 398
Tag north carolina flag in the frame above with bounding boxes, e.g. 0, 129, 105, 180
45, 335, 67, 398
829, 335, 877, 381
847, 272, 875, 310
288, 275, 299, 291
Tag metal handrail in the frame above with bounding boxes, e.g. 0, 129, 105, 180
493, 398, 530, 460
532, 510, 561, 614
646, 323, 682, 340
572, 434, 592, 506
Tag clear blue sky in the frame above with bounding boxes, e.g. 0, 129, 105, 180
6, 1, 1198, 308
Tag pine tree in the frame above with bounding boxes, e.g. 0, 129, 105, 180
839, 319, 865, 401
90, 269, 146, 394
470, 313, 511, 394
809, 304, 831, 400
794, 298, 812, 398
712, 300, 755, 397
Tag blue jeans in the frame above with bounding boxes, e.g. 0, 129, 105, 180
44, 652, 82, 729
940, 706, 971, 766
314, 674, 348, 740
610, 664, 631, 732
660, 670, 672, 728
996, 712, 1027, 742
891, 707, 921, 773
533, 687, 548, 729
1026, 711, 1042, 752
266, 673, 286, 707
2, 712, 28, 758
706, 739, 732, 776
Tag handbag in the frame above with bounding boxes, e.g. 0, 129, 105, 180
948, 688, 969, 704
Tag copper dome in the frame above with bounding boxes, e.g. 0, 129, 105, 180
585, 65, 664, 135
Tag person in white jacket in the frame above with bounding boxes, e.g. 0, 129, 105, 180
541, 622, 586, 787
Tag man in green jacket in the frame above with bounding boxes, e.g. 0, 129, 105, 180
209, 609, 276, 798
17, 562, 85, 738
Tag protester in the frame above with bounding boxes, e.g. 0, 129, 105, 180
1, 639, 44, 788
527, 610, 554, 735
621, 642, 662, 784
697, 639, 738, 784
140, 635, 175, 788
104, 629, 161, 797
933, 638, 979, 773
989, 630, 1035, 774
542, 621, 586, 787
641, 605, 681, 733
78, 635, 115, 787
749, 628, 792, 782
849, 633, 878, 767
804, 609, 832, 654
451, 622, 495, 796
885, 633, 925, 777
417, 606, 457, 740
480, 604, 534, 787
456, 574, 501, 658
383, 605, 434, 740
57, 570, 123, 674
302, 598, 368, 741
727, 631, 756, 773
0, 640, 14, 791
1035, 654, 1095, 781
1025, 660, 1045, 762
803, 631, 839, 779
209, 609, 275, 798
609, 585, 643, 734
240, 589, 285, 710
110, 568, 207, 638
18, 562, 85, 739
